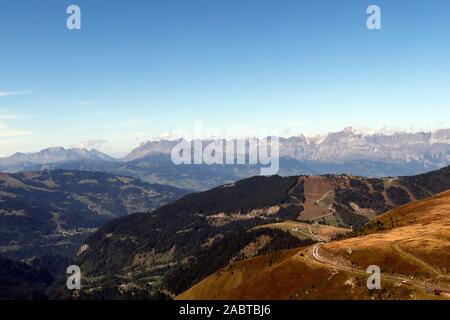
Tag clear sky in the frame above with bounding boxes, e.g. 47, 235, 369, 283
1, 0, 449, 157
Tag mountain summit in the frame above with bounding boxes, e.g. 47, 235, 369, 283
0, 147, 116, 172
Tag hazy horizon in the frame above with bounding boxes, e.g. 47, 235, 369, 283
0, 125, 449, 159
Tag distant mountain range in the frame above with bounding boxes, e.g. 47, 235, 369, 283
125, 127, 450, 165
1, 128, 449, 190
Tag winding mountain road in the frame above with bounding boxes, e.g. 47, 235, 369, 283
391, 241, 448, 279
309, 244, 450, 296
310, 190, 336, 222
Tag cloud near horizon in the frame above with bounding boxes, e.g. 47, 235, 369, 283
0, 91, 33, 97
73, 139, 108, 150
0, 125, 31, 138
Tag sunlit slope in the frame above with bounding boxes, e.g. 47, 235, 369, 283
324, 190, 450, 285
179, 190, 450, 300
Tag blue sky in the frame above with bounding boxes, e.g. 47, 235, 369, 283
1, 0, 449, 157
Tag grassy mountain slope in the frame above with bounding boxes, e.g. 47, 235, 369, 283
75, 166, 450, 299
179, 190, 450, 300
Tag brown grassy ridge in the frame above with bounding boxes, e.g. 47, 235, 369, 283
178, 190, 450, 300
325, 190, 450, 283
